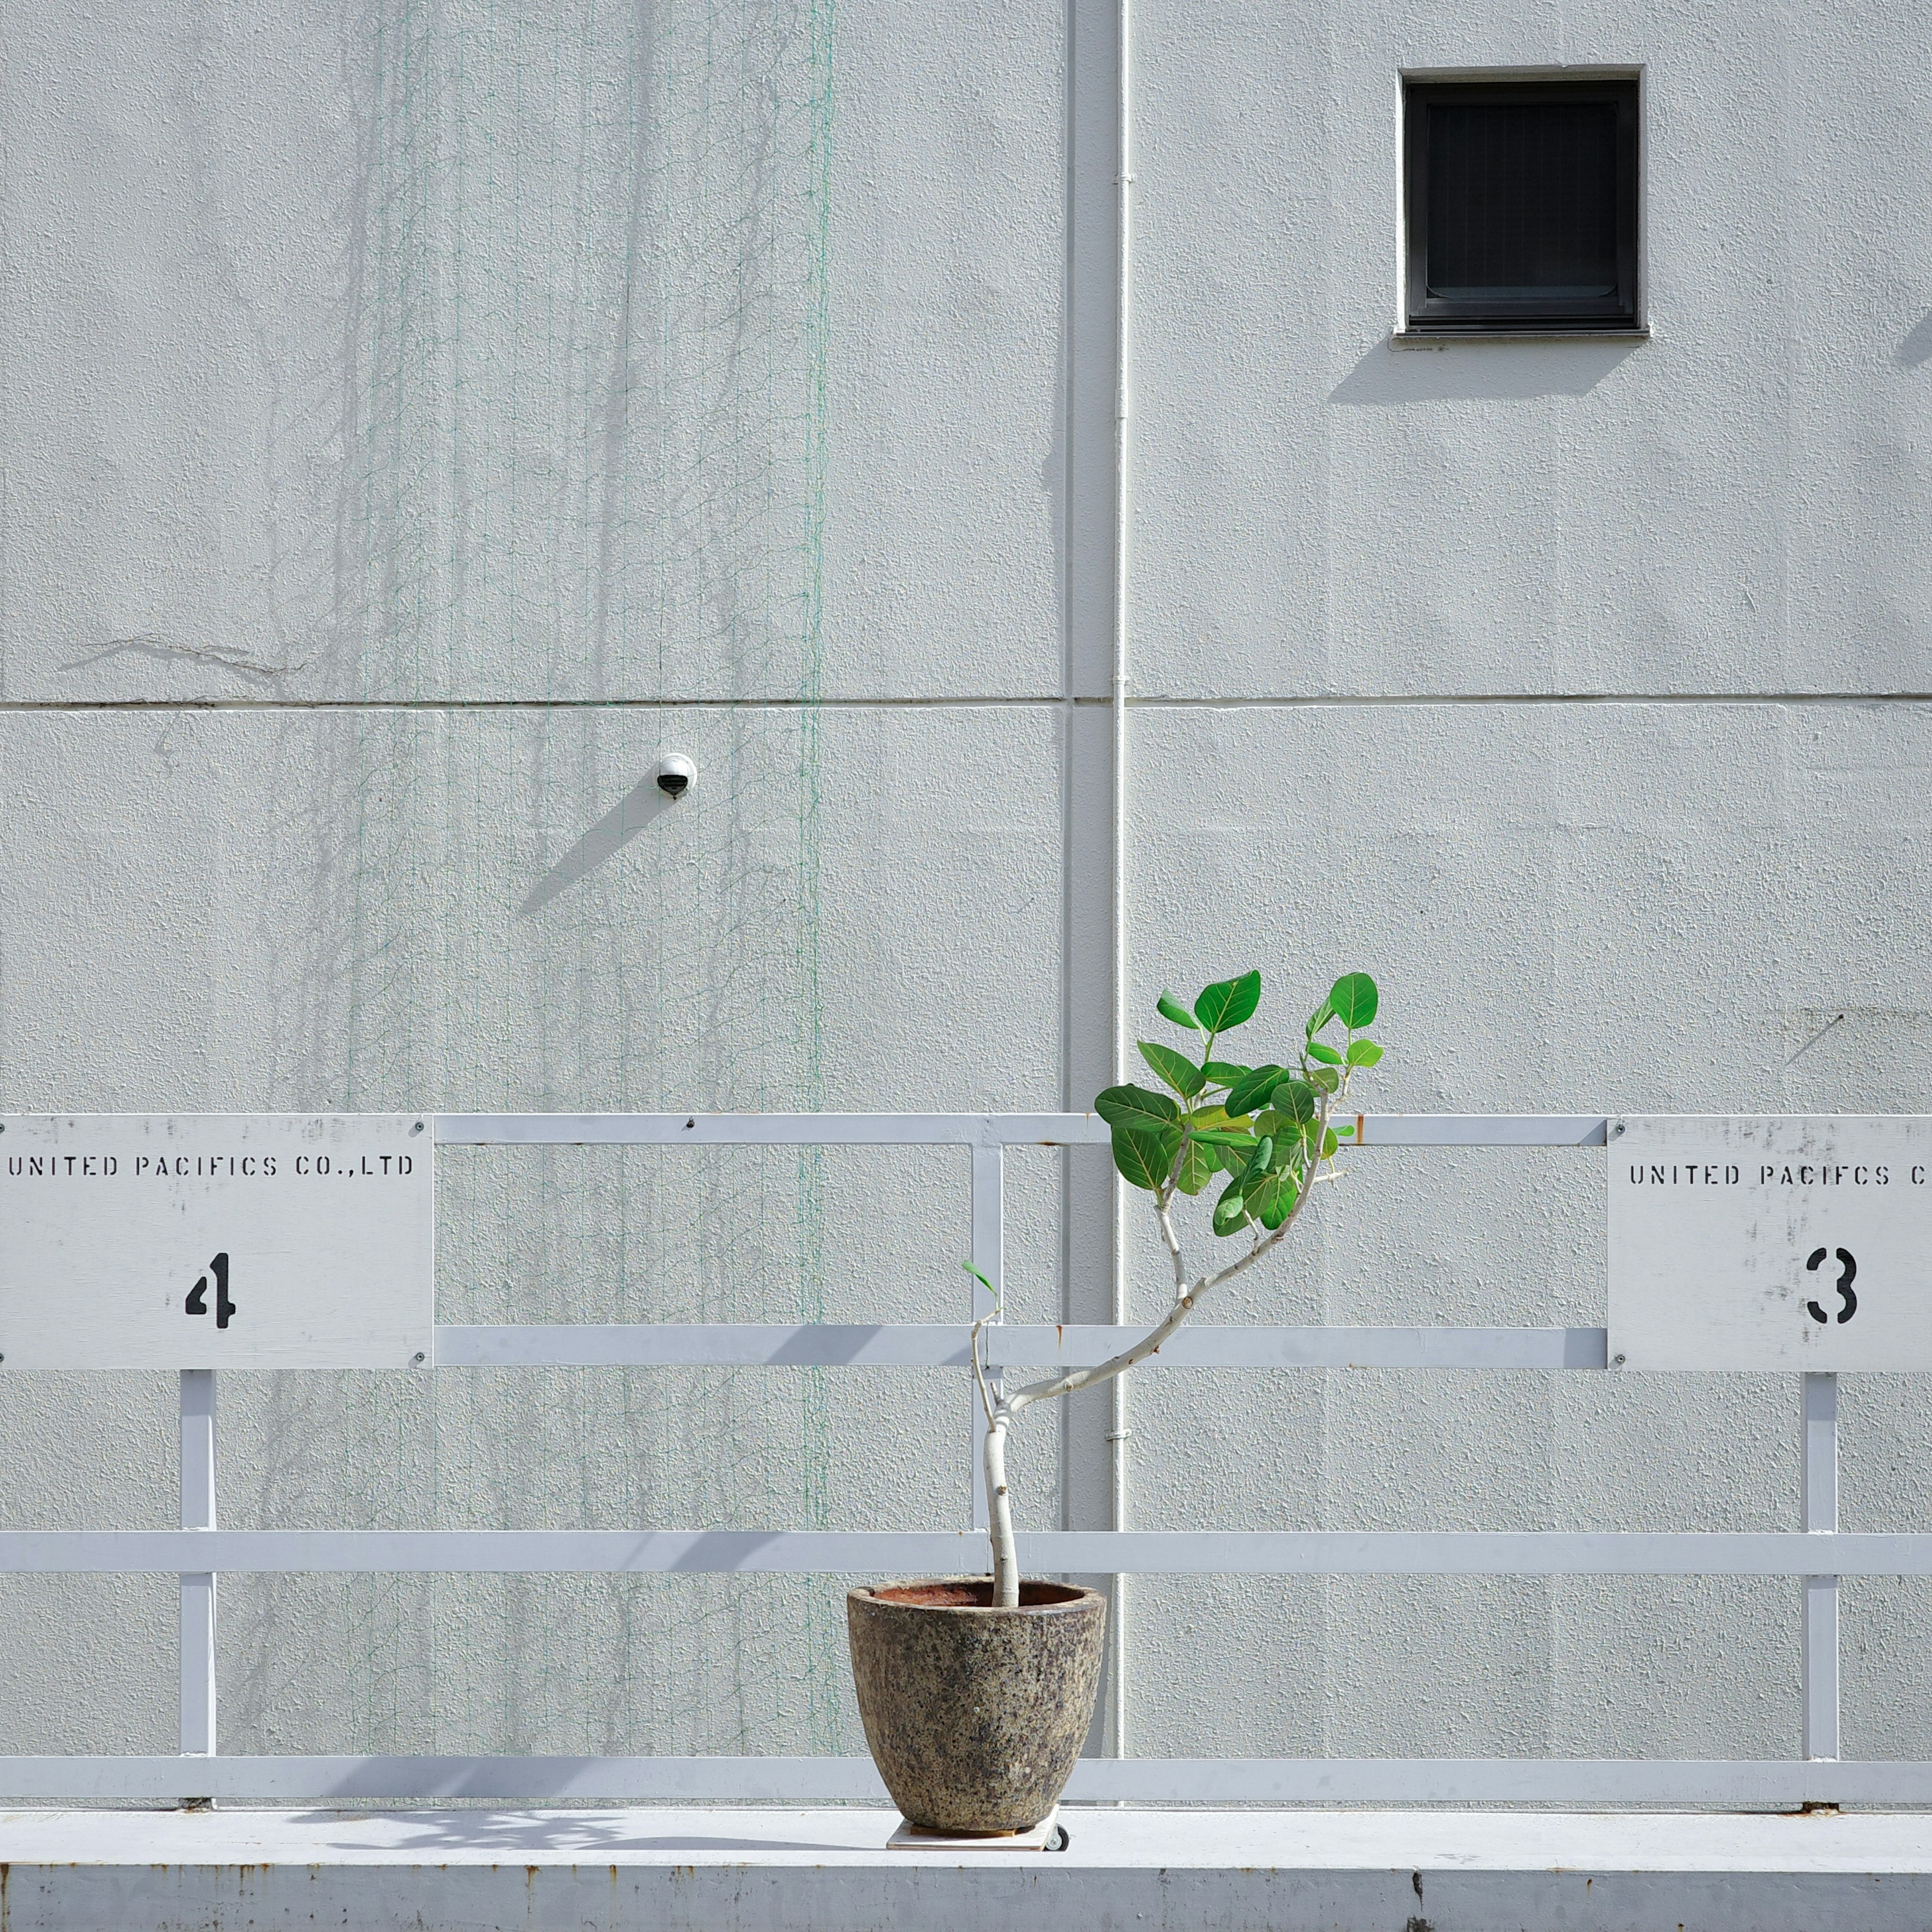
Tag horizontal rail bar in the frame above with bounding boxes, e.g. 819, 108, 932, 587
5, 1755, 1931, 1804
437, 1324, 977, 1367
433, 1112, 1611, 1149
0, 1756, 889, 1804
6, 1530, 1930, 1575
1354, 1114, 1608, 1147
1087, 1758, 1932, 1804
435, 1324, 1610, 1370
433, 1113, 1110, 1148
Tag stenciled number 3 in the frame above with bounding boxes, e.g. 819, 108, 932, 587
1806, 1247, 1857, 1326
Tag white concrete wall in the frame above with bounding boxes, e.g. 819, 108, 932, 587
3, 0, 1931, 1777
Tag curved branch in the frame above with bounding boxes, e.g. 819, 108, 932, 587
1009, 1097, 1335, 1414
969, 1312, 998, 1427
982, 1046, 1361, 1603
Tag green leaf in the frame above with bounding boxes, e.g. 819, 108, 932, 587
1246, 1167, 1300, 1230
1309, 1065, 1341, 1095
1156, 990, 1201, 1031
1200, 1060, 1248, 1086
1270, 1078, 1318, 1124
1258, 1110, 1316, 1158
1094, 1083, 1179, 1131
1321, 1126, 1339, 1158
1334, 1121, 1355, 1138
1212, 1180, 1249, 1236
1328, 972, 1378, 1029
1195, 969, 1262, 1033
1174, 1138, 1217, 1195
963, 1261, 995, 1297
1305, 1040, 1343, 1066
1139, 1039, 1205, 1098
1225, 1064, 1286, 1116
1345, 1039, 1383, 1068
1239, 1134, 1275, 1185
1305, 998, 1333, 1038
1188, 1108, 1259, 1175
1112, 1122, 1181, 1191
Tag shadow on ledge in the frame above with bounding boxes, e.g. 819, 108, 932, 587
1329, 335, 1644, 405
306, 1809, 855, 1856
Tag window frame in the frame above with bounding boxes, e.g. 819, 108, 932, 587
1403, 75, 1641, 336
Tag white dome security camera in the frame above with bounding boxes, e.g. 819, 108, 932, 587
654, 753, 695, 800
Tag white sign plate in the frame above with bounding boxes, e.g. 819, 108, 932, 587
1608, 1116, 1932, 1371
0, 1116, 434, 1370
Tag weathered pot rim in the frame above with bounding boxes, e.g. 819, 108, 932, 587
850, 1575, 1103, 1615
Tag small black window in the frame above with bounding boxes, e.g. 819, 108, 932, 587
1404, 77, 1639, 334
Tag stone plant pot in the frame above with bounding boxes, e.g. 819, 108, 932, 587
846, 1577, 1107, 1834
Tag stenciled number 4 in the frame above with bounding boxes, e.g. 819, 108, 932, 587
184, 1253, 235, 1329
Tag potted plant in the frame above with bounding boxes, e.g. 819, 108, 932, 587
847, 967, 1385, 1835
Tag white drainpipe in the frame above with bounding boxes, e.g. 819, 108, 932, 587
1108, 0, 1134, 1765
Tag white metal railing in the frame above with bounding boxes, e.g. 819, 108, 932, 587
0, 1111, 1911, 1805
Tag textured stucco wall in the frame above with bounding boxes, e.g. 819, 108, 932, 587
3, 0, 1931, 1778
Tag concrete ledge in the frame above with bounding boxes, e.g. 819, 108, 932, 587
3, 1806, 1932, 1930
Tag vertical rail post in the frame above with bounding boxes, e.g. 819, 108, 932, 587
969, 1145, 1003, 1536
180, 1369, 217, 1779
1802, 1371, 1839, 1763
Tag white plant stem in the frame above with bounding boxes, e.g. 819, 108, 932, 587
972, 1077, 1349, 1608
983, 1409, 1018, 1604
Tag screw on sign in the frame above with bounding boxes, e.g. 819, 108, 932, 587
1806, 1247, 1857, 1326
184, 1252, 235, 1329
